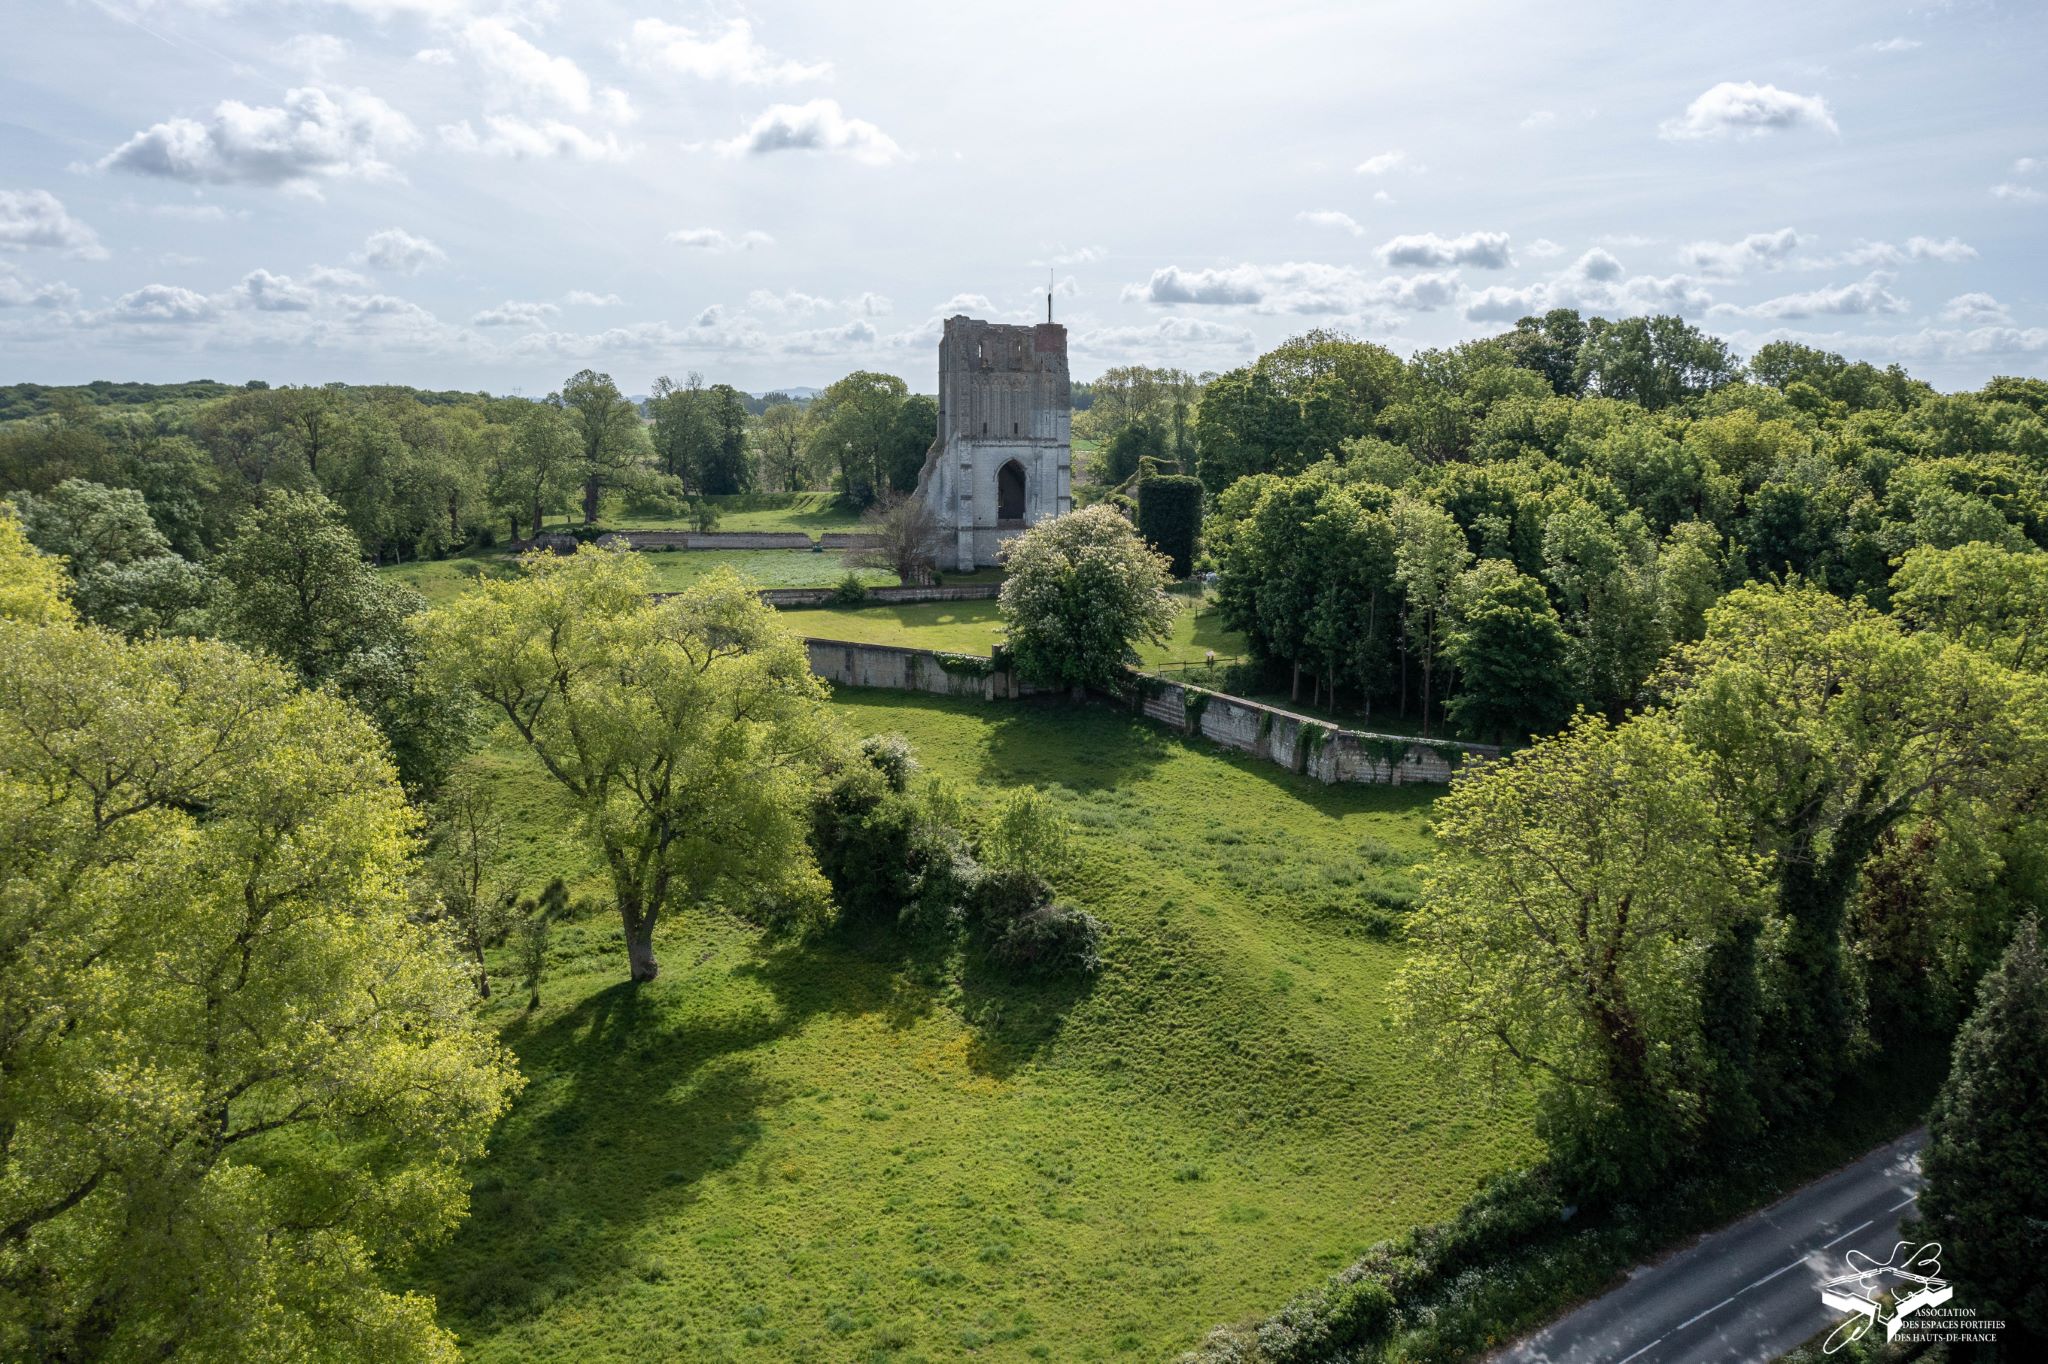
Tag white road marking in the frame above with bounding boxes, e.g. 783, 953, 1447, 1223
1741, 1253, 1810, 1293
1889, 1193, 1917, 1211
1615, 1330, 1673, 1364
1675, 1294, 1738, 1331
1822, 1219, 1874, 1250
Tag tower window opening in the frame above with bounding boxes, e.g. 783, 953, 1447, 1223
1013, 421, 1019, 435
997, 460, 1026, 523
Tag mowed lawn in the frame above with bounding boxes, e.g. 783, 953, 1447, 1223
414, 692, 1536, 1363
383, 548, 901, 606
788, 591, 1247, 670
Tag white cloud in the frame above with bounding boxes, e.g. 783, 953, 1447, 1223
341, 292, 437, 323
1376, 230, 1512, 269
1464, 285, 1545, 322
1519, 110, 1557, 131
110, 283, 215, 323
1123, 261, 1460, 315
1991, 182, 2045, 203
1867, 37, 1922, 53
415, 47, 455, 65
936, 292, 998, 315
234, 268, 316, 311
1076, 317, 1259, 357
459, 18, 626, 119
1354, 149, 1406, 175
473, 300, 560, 326
306, 264, 370, 288
666, 227, 773, 252
1658, 81, 1838, 140
1297, 209, 1365, 237
718, 99, 905, 165
440, 116, 628, 161
1574, 248, 1624, 282
0, 190, 107, 258
1050, 245, 1104, 265
1678, 227, 1804, 276
144, 201, 234, 223
747, 288, 836, 316
97, 86, 418, 190
1719, 272, 1908, 319
2014, 156, 2043, 175
1526, 238, 1564, 259
0, 264, 77, 309
1941, 292, 2010, 325
565, 289, 623, 306
625, 18, 829, 85
1811, 235, 1978, 267
356, 226, 446, 274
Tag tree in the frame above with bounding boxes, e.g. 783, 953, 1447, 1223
1396, 714, 1762, 1192
1573, 315, 1739, 410
753, 399, 815, 491
1393, 498, 1472, 735
1919, 917, 2048, 1357
0, 542, 520, 1360
422, 551, 834, 982
1668, 583, 2048, 1118
807, 372, 913, 507
488, 400, 579, 539
1892, 542, 2048, 674
1099, 420, 1165, 487
556, 369, 645, 524
13, 478, 209, 635
212, 491, 471, 792
1194, 365, 1304, 493
998, 506, 1177, 694
1443, 559, 1573, 744
844, 492, 946, 585
1541, 502, 1669, 715
1498, 308, 1590, 395
425, 764, 516, 998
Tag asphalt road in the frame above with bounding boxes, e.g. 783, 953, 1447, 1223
1489, 1129, 1928, 1364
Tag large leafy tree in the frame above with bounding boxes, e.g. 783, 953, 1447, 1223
13, 477, 209, 635
422, 552, 835, 982
0, 518, 520, 1361
807, 372, 916, 507
1667, 583, 2048, 1118
1443, 559, 1573, 744
1397, 714, 1762, 1192
556, 369, 647, 524
213, 491, 471, 792
1918, 917, 2048, 1357
998, 506, 1177, 694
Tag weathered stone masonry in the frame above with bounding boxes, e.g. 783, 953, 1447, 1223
912, 316, 1073, 572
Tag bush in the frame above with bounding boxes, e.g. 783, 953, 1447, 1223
811, 759, 966, 936
1138, 474, 1204, 578
858, 733, 917, 792
829, 573, 869, 606
965, 868, 1102, 976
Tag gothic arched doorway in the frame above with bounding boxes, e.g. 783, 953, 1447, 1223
997, 460, 1027, 524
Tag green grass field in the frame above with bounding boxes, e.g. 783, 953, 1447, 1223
383, 549, 906, 606
412, 692, 1535, 1363
787, 591, 1246, 670
568, 492, 866, 537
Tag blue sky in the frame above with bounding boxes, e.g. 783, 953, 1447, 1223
1, 0, 2042, 393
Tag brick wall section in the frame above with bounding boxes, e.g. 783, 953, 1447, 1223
802, 638, 1496, 785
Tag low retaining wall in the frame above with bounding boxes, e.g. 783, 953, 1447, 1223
803, 638, 1493, 785
767, 583, 1003, 608
803, 638, 1046, 702
1135, 678, 1495, 784
817, 533, 880, 550
624, 530, 814, 550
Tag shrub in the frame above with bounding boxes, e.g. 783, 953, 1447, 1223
978, 788, 1074, 880
1138, 474, 1204, 578
964, 868, 1102, 976
858, 733, 917, 792
810, 763, 967, 935
829, 573, 869, 606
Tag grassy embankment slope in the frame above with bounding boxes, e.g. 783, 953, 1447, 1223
792, 592, 1244, 672
414, 692, 1536, 1363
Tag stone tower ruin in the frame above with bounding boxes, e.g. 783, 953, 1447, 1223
912, 314, 1072, 571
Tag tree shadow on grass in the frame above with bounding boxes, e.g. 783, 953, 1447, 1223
954, 945, 1100, 1080
975, 696, 1179, 792
419, 933, 944, 1338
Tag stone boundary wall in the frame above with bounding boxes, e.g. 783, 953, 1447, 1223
766, 583, 1003, 608
623, 530, 814, 550
1135, 678, 1497, 785
817, 533, 880, 550
803, 638, 1047, 702
802, 638, 1495, 786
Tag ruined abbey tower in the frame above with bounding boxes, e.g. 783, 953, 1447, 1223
913, 315, 1072, 571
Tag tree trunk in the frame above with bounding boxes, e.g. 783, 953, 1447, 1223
473, 941, 492, 999
1291, 660, 1301, 702
583, 475, 601, 525
624, 910, 660, 982
530, 498, 544, 536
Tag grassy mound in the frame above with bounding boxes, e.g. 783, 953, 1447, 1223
789, 593, 1245, 671
413, 693, 1534, 1362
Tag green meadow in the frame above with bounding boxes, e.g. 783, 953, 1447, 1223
413, 691, 1536, 1363
788, 591, 1246, 671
